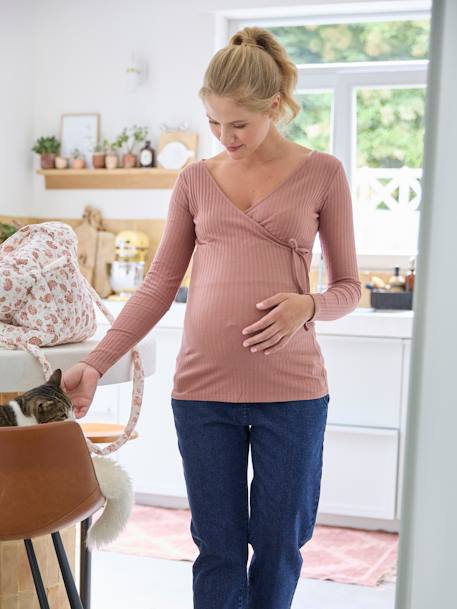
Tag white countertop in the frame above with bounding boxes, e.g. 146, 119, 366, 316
97, 299, 414, 339
0, 329, 156, 393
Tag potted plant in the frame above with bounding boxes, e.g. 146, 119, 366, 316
55, 155, 68, 169
105, 139, 121, 170
92, 138, 109, 169
70, 148, 86, 169
117, 125, 148, 168
31, 136, 61, 169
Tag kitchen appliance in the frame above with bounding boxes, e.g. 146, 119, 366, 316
109, 230, 150, 300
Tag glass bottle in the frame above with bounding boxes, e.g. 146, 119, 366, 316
139, 141, 155, 168
387, 266, 406, 292
405, 257, 415, 292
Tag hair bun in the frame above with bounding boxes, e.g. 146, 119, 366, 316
201, 26, 300, 128
232, 35, 265, 50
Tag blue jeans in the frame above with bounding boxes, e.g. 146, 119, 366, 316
171, 394, 329, 609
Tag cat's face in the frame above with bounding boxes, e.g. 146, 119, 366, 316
17, 369, 75, 424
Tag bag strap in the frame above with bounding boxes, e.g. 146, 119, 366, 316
79, 275, 145, 456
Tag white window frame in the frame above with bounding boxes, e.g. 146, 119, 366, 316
210, 0, 432, 270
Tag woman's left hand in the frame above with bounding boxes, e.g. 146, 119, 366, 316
241, 292, 315, 355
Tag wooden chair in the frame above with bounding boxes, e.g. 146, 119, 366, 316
0, 420, 105, 609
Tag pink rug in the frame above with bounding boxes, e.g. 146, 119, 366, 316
98, 505, 398, 587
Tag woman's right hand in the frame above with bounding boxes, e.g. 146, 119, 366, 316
61, 363, 101, 419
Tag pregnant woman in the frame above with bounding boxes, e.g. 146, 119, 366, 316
63, 25, 361, 609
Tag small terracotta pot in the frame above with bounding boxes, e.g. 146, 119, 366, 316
122, 153, 137, 168
40, 153, 56, 169
71, 158, 86, 169
55, 156, 68, 169
92, 153, 106, 169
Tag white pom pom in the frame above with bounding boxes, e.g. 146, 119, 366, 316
86, 456, 134, 550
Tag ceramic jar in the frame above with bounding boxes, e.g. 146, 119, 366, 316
55, 156, 68, 169
105, 153, 118, 170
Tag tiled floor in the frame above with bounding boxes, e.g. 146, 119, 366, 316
91, 551, 396, 609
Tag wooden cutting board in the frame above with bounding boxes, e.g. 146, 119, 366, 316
93, 230, 116, 298
74, 219, 98, 284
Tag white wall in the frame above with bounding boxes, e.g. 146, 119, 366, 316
29, 0, 210, 219
0, 0, 413, 219
0, 1, 35, 216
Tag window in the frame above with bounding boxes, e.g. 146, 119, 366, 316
354, 85, 425, 256
223, 1, 431, 267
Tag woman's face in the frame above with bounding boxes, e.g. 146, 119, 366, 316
204, 94, 278, 157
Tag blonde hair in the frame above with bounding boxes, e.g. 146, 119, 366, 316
198, 26, 300, 129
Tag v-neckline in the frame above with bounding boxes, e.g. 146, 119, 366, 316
201, 149, 316, 215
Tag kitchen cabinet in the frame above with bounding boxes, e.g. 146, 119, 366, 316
82, 384, 120, 423
318, 335, 403, 429
116, 328, 185, 499
397, 339, 411, 520
90, 302, 412, 531
319, 425, 399, 519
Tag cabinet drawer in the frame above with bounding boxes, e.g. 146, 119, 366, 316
317, 335, 402, 428
83, 384, 120, 423
319, 425, 399, 519
116, 328, 186, 497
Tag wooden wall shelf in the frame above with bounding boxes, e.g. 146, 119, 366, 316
36, 168, 181, 190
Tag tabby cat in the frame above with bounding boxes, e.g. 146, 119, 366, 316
0, 369, 75, 426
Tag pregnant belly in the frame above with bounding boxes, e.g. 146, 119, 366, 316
182, 281, 312, 362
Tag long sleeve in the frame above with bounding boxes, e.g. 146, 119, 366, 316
305, 160, 362, 328
81, 169, 196, 376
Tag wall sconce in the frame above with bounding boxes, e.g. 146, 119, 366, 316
126, 51, 148, 92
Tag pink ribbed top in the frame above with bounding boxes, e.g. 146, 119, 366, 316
82, 150, 361, 402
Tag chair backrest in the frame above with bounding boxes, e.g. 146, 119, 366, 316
0, 421, 105, 541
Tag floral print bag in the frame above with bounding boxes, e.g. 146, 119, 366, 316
0, 221, 144, 456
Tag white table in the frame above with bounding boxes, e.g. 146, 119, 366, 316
0, 329, 156, 609
0, 328, 156, 392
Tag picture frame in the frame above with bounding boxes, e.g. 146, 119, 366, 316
60, 113, 100, 168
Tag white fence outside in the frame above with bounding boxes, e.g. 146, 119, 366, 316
354, 166, 423, 213
351, 166, 422, 256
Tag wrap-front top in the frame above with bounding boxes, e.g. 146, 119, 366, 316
83, 150, 361, 403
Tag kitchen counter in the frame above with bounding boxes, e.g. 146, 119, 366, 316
93, 298, 412, 530
96, 300, 414, 339
0, 328, 156, 392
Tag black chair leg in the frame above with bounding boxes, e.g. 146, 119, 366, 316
51, 531, 84, 609
24, 539, 51, 609
80, 516, 92, 609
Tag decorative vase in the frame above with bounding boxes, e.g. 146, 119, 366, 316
55, 156, 68, 169
105, 153, 118, 170
71, 158, 86, 169
92, 153, 106, 169
40, 153, 56, 169
122, 153, 137, 168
